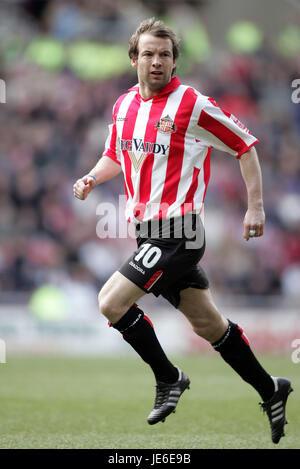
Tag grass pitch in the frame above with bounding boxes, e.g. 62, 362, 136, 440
0, 355, 299, 449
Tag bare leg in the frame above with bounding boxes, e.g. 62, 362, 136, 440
98, 271, 145, 322
178, 287, 228, 343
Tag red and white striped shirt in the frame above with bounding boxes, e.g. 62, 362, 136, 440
102, 77, 258, 224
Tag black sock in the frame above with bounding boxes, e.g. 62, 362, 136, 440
212, 320, 275, 402
111, 304, 178, 384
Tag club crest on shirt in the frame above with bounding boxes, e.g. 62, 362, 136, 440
155, 115, 177, 134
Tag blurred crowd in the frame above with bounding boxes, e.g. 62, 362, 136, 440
0, 0, 300, 309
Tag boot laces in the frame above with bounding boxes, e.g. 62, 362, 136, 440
154, 383, 171, 408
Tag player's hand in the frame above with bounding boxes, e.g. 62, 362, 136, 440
73, 175, 96, 200
243, 207, 265, 241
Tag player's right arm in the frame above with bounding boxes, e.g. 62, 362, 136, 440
73, 156, 122, 201
74, 96, 124, 201
74, 94, 126, 201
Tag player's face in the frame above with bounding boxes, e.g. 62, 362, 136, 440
131, 34, 176, 98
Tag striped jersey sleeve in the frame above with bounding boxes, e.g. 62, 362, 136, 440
102, 94, 127, 165
194, 96, 259, 158
102, 123, 121, 165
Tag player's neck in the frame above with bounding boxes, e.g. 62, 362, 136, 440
138, 81, 171, 100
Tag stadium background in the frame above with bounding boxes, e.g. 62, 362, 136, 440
1, 0, 300, 451
0, 0, 300, 359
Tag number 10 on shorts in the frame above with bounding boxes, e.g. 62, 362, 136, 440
134, 243, 162, 268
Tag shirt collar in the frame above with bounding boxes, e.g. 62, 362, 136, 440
128, 77, 181, 101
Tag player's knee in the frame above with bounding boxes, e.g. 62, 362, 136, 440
192, 314, 226, 342
192, 319, 213, 340
98, 290, 127, 323
98, 291, 112, 318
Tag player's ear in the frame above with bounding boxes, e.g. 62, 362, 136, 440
130, 54, 138, 69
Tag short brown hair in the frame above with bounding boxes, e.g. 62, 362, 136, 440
128, 17, 180, 61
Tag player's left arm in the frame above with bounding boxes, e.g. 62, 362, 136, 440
238, 146, 265, 241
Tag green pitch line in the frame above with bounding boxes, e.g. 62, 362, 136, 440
0, 355, 299, 449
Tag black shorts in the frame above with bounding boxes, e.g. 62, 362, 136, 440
119, 214, 209, 308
